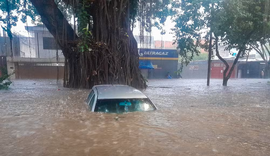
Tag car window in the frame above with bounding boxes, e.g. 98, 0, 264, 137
94, 98, 156, 113
87, 90, 94, 104
89, 95, 95, 110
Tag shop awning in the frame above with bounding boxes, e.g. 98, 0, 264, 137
139, 60, 154, 69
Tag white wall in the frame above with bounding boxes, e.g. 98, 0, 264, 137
36, 31, 64, 59
20, 37, 36, 58
18, 29, 65, 59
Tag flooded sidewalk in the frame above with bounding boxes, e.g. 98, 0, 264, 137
0, 79, 270, 156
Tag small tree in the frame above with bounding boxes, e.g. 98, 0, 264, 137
173, 0, 217, 66
174, 0, 270, 86
212, 0, 270, 85
173, 0, 221, 85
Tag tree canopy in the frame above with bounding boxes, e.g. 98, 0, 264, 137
173, 0, 270, 85
26, 0, 172, 89
0, 0, 39, 34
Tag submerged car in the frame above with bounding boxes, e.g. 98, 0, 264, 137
86, 85, 157, 113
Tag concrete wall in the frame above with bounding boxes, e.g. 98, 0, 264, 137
181, 61, 208, 79
15, 62, 64, 79
0, 37, 9, 56
149, 60, 178, 79
21, 26, 64, 59
6, 57, 65, 80
0, 37, 20, 57
35, 31, 64, 59
20, 37, 36, 58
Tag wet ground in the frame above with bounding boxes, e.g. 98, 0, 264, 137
0, 79, 270, 156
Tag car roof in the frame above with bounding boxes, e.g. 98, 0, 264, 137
92, 85, 147, 99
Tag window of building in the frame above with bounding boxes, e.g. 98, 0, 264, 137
43, 37, 60, 50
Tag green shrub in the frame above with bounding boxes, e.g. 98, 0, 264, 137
0, 68, 12, 90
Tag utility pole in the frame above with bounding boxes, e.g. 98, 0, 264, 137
207, 32, 212, 86
207, 4, 214, 87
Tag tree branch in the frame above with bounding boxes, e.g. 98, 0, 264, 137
249, 43, 265, 61
226, 47, 243, 80
214, 35, 229, 80
262, 43, 270, 61
30, 0, 78, 51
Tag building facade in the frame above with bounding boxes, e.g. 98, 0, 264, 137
139, 48, 179, 79
23, 26, 64, 59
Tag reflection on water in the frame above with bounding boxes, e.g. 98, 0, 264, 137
0, 79, 270, 156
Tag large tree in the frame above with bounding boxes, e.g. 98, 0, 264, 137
24, 0, 170, 89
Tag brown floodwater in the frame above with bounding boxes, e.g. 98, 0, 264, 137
0, 79, 270, 156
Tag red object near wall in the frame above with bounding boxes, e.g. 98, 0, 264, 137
211, 61, 237, 79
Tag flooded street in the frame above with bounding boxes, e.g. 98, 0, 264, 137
0, 79, 270, 156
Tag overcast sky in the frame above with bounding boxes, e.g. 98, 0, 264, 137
133, 18, 176, 41
2, 13, 176, 41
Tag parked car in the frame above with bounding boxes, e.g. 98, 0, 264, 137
86, 85, 157, 113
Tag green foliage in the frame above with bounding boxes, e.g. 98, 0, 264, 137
0, 67, 12, 90
173, 0, 220, 65
73, 0, 174, 52
76, 0, 92, 52
78, 27, 92, 52
178, 53, 208, 64
0, 0, 40, 34
130, 0, 139, 26
174, 0, 270, 63
136, 0, 174, 34
193, 53, 209, 61
212, 0, 264, 51
245, 0, 270, 63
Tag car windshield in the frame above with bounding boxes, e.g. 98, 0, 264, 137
94, 98, 156, 113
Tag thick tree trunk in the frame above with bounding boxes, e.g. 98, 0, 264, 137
81, 0, 146, 89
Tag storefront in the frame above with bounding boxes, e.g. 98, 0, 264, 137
237, 61, 265, 78
139, 48, 178, 79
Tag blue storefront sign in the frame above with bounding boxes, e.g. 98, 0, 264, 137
139, 49, 178, 58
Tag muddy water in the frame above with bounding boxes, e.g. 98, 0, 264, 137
0, 79, 270, 156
